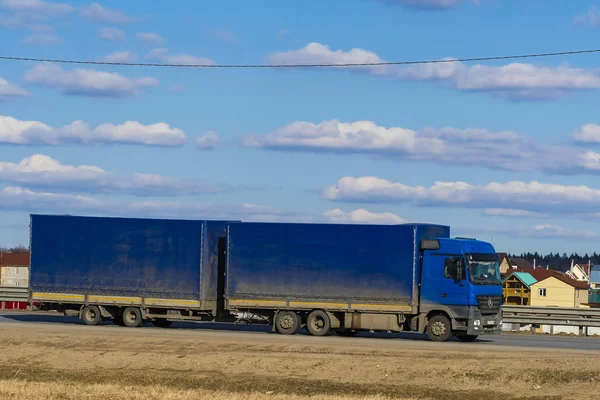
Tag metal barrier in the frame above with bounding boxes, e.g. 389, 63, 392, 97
501, 305, 600, 328
0, 286, 28, 303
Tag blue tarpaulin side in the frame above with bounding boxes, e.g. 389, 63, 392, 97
226, 222, 449, 304
29, 214, 204, 299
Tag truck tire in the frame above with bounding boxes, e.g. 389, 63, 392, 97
151, 319, 173, 328
274, 311, 300, 335
426, 314, 452, 342
456, 333, 478, 342
122, 307, 143, 328
81, 305, 103, 325
306, 310, 331, 336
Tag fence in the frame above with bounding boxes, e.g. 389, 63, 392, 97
501, 305, 600, 335
0, 286, 28, 310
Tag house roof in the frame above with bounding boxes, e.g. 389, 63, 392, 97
509, 258, 534, 270
526, 269, 589, 290
0, 251, 29, 267
497, 252, 508, 262
511, 272, 538, 287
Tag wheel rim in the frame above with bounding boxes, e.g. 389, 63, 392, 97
86, 309, 96, 321
280, 314, 294, 330
431, 321, 446, 337
311, 316, 326, 332
126, 311, 138, 324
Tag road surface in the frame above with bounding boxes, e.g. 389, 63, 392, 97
1, 311, 599, 351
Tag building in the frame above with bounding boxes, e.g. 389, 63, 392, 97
566, 261, 591, 282
502, 269, 588, 308
498, 253, 534, 276
589, 265, 600, 307
0, 251, 30, 287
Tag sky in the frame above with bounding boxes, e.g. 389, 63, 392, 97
1, 0, 600, 254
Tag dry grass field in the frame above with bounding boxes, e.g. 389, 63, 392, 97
0, 320, 598, 400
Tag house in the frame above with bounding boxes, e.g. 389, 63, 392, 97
502, 269, 589, 308
0, 251, 30, 287
566, 261, 591, 282
589, 265, 600, 307
498, 253, 534, 275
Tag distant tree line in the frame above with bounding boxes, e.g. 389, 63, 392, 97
507, 252, 599, 272
0, 245, 28, 252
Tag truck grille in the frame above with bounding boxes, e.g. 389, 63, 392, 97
476, 295, 502, 315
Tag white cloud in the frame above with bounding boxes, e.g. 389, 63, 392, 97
244, 119, 444, 156
0, 0, 73, 16
244, 119, 596, 174
573, 123, 600, 144
98, 27, 125, 41
195, 131, 219, 150
0, 115, 187, 146
21, 33, 60, 45
324, 208, 405, 224
574, 7, 600, 27
268, 43, 600, 100
324, 176, 600, 214
24, 64, 158, 97
487, 225, 596, 239
104, 51, 136, 63
0, 154, 220, 197
0, 77, 29, 101
80, 3, 134, 23
483, 208, 548, 218
147, 48, 215, 66
0, 186, 310, 222
136, 32, 163, 46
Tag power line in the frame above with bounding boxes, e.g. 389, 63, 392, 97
1, 48, 600, 69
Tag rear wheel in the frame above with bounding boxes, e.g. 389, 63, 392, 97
306, 310, 331, 336
122, 307, 143, 328
456, 333, 478, 342
151, 319, 173, 328
274, 311, 301, 335
81, 305, 102, 326
426, 314, 453, 342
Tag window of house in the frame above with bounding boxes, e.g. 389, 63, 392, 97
538, 288, 547, 297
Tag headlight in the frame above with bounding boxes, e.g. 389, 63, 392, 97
474, 319, 481, 326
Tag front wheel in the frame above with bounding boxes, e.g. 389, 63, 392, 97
426, 315, 453, 342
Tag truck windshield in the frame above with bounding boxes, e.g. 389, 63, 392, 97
467, 255, 501, 285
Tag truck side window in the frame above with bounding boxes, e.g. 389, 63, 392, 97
444, 257, 464, 281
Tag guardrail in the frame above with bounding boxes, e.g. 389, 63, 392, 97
501, 305, 600, 328
0, 286, 28, 303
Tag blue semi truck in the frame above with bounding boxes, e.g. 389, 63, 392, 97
28, 214, 503, 342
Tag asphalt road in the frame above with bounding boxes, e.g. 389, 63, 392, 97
1, 311, 599, 351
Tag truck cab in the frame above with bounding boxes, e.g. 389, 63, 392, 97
419, 237, 503, 341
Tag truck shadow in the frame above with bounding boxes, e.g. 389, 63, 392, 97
0, 312, 494, 343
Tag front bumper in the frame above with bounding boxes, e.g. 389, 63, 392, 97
467, 306, 502, 335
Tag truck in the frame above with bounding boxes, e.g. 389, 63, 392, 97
28, 213, 503, 342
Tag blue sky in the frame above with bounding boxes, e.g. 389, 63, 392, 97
2, 0, 600, 254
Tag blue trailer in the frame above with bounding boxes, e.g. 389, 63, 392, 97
28, 214, 503, 342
